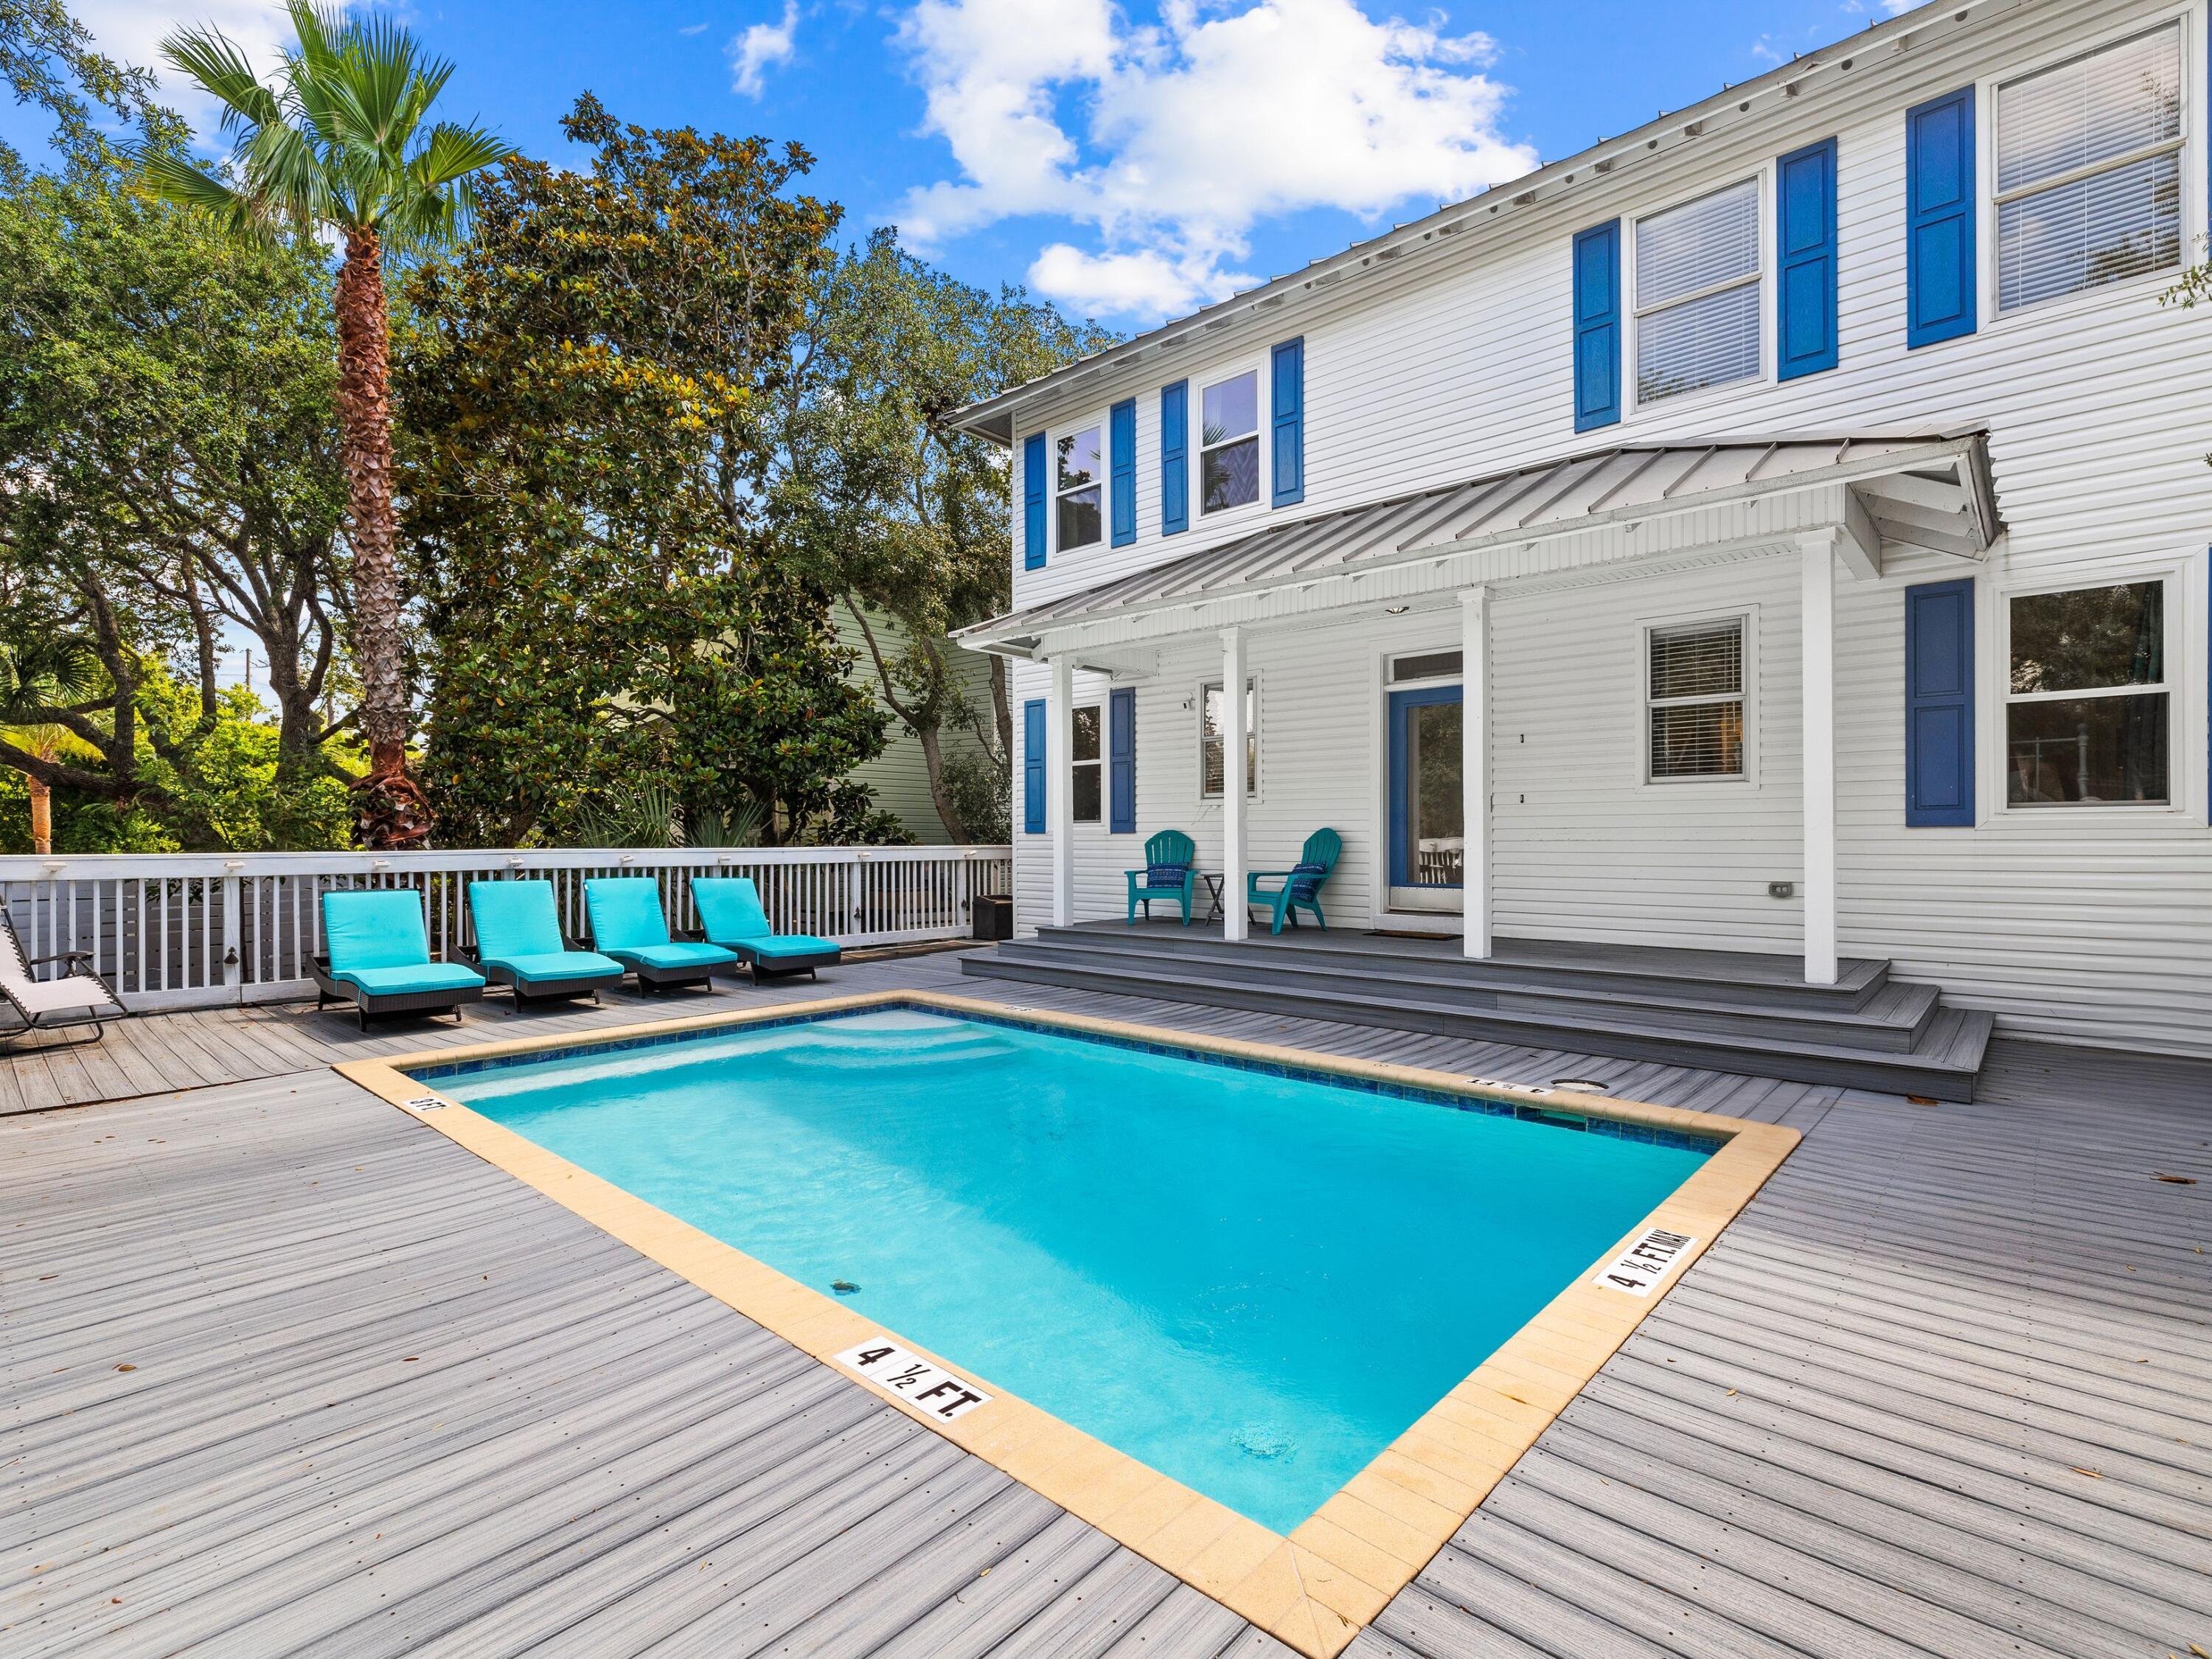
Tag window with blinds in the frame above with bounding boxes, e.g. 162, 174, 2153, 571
1996, 24, 2184, 313
1634, 179, 1762, 405
1647, 618, 1746, 780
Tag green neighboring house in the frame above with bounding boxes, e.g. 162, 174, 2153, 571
832, 599, 996, 844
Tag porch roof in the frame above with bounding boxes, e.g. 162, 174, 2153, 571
959, 431, 1999, 652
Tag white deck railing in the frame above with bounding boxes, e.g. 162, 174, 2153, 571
1, 845, 1012, 1012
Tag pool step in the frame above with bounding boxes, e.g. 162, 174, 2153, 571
962, 931, 1992, 1101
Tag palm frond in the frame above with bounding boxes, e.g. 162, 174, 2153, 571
135, 149, 265, 240
159, 27, 280, 136
412, 121, 513, 189
282, 0, 347, 77
240, 119, 341, 229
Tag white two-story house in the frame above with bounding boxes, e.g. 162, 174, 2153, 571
950, 0, 2212, 1072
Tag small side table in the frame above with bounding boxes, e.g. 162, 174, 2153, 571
1196, 872, 1228, 924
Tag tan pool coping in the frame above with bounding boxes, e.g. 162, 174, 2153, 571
336, 988, 1798, 1659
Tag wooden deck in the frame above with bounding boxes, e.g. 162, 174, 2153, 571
4, 949, 2208, 1656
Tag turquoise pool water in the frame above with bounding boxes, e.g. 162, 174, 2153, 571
427, 1007, 1712, 1532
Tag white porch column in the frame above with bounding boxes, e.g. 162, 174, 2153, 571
1800, 531, 1839, 986
1460, 585, 1492, 959
1220, 626, 1250, 942
1048, 652, 1076, 928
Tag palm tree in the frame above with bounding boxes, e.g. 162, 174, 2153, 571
139, 1, 511, 848
0, 637, 97, 855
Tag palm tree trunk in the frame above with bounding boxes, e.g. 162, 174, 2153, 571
334, 229, 432, 848
28, 774, 52, 855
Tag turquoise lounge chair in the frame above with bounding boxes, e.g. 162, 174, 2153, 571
1247, 828, 1342, 936
583, 877, 738, 993
313, 890, 484, 1030
465, 879, 625, 1009
1124, 830, 1198, 925
691, 877, 841, 981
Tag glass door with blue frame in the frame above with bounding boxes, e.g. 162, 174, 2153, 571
1388, 685, 1464, 914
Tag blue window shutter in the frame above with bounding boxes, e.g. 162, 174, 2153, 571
1022, 432, 1047, 569
1108, 399, 1136, 547
1270, 338, 1304, 507
1905, 578, 1975, 827
1108, 686, 1136, 833
1777, 138, 1839, 380
1022, 698, 1046, 833
1571, 220, 1621, 430
1906, 88, 1977, 348
1159, 380, 1189, 535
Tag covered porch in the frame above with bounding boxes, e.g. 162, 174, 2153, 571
961, 434, 2003, 1095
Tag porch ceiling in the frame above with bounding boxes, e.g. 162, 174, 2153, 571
960, 431, 1999, 652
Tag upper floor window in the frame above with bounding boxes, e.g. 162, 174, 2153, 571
1057, 423, 1102, 550
1634, 178, 1762, 405
2006, 580, 2168, 805
1646, 616, 1745, 780
1996, 23, 2185, 313
1200, 371, 1260, 513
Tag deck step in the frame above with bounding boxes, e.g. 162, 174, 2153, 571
964, 939, 1994, 1101
1036, 925, 1894, 1012
999, 939, 1939, 1053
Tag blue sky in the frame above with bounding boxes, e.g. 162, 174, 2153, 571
20, 0, 1917, 327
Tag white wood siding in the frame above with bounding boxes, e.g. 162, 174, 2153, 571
993, 0, 2212, 1054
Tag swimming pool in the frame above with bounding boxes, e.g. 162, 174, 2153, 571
417, 1004, 1717, 1534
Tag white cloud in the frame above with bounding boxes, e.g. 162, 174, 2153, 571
893, 0, 1539, 321
1028, 243, 1251, 318
680, 21, 711, 35
69, 0, 301, 138
730, 1, 801, 98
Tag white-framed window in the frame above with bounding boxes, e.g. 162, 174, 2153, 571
1056, 420, 1103, 551
1071, 703, 1104, 821
1199, 675, 1259, 799
2004, 578, 2169, 805
1994, 21, 2186, 316
1199, 369, 1261, 514
1632, 177, 1764, 407
1644, 615, 1747, 781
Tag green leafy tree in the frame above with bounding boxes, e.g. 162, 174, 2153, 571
139, 0, 511, 846
1, 0, 168, 170
403, 97, 897, 846
773, 230, 1114, 841
0, 164, 350, 781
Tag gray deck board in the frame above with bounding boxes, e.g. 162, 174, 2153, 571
4, 948, 2209, 1657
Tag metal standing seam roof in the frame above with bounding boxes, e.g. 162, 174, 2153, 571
959, 433, 1994, 642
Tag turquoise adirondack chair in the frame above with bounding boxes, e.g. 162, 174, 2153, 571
1247, 829, 1342, 935
1125, 830, 1199, 925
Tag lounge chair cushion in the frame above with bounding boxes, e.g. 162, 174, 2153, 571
608, 941, 738, 971
1144, 863, 1189, 889
335, 961, 487, 997
490, 950, 624, 984
467, 880, 566, 959
691, 876, 776, 944
584, 877, 674, 952
734, 934, 840, 962
324, 890, 434, 975
1288, 860, 1329, 900
14, 975, 121, 1016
